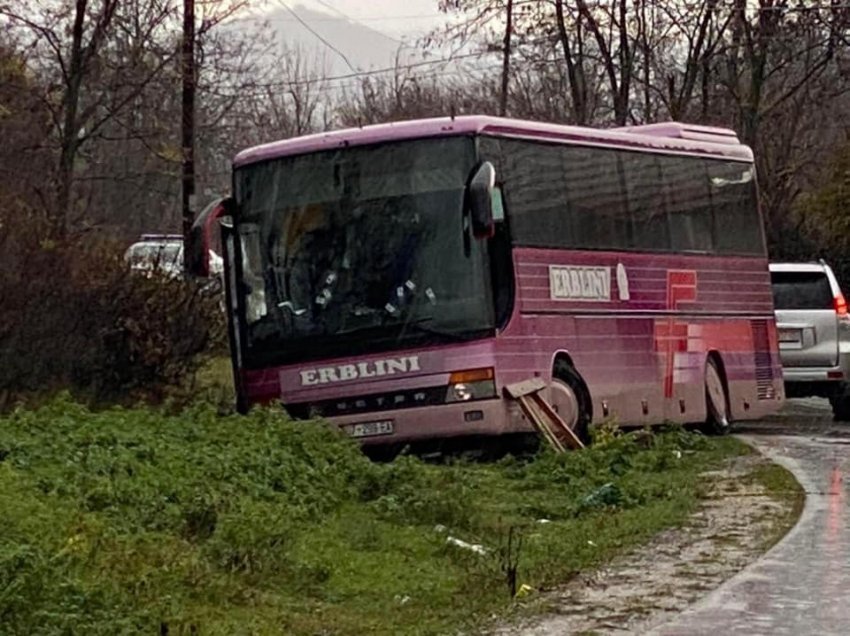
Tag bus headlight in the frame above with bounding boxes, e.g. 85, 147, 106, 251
445, 368, 497, 403
452, 383, 473, 401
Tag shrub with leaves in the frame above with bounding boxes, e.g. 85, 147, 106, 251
0, 397, 745, 635
0, 218, 224, 405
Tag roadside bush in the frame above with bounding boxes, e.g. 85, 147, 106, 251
363, 456, 477, 529
509, 427, 721, 520
0, 216, 225, 405
0, 397, 745, 635
1, 397, 370, 527
204, 502, 299, 575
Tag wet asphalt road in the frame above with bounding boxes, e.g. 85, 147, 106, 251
648, 399, 850, 636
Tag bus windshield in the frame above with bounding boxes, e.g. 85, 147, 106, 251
234, 136, 494, 365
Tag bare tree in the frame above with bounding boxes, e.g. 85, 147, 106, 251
0, 38, 54, 218
1, 0, 179, 234
636, 0, 730, 121
554, 0, 591, 124
263, 45, 330, 137
718, 0, 848, 146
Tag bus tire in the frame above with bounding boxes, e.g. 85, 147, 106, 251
552, 360, 592, 445
702, 357, 731, 436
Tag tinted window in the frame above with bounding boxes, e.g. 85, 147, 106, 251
621, 151, 669, 251
771, 271, 834, 309
495, 139, 576, 247
480, 136, 764, 256
661, 156, 713, 252
708, 161, 764, 254
562, 146, 630, 249
482, 138, 629, 249
234, 137, 494, 366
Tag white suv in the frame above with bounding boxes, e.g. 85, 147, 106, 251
125, 234, 223, 280
770, 261, 850, 420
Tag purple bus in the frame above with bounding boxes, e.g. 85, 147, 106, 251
192, 116, 784, 448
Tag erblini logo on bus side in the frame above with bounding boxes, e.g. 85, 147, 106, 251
300, 356, 422, 386
549, 265, 611, 301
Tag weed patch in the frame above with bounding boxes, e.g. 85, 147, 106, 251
745, 460, 805, 550
0, 398, 746, 635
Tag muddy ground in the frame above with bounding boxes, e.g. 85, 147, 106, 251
491, 400, 828, 636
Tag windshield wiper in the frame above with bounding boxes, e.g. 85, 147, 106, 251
400, 317, 481, 343
333, 315, 478, 343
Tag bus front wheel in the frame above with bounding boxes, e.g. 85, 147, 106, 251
551, 361, 592, 445
702, 357, 731, 436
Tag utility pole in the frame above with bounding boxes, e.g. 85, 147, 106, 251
499, 0, 514, 117
181, 0, 195, 269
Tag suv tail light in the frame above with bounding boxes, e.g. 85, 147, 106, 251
835, 293, 848, 316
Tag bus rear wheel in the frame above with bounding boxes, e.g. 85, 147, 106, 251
702, 357, 731, 436
551, 361, 592, 445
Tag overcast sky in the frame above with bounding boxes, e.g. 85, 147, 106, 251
255, 0, 447, 38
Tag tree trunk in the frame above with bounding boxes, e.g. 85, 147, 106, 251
576, 0, 625, 125
555, 0, 587, 124
55, 0, 89, 237
182, 0, 196, 270
615, 0, 632, 125
639, 0, 651, 122
499, 0, 514, 117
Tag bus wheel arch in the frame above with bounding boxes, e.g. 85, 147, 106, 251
550, 353, 592, 444
702, 351, 731, 436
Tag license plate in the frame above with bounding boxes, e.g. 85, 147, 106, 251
778, 328, 802, 344
345, 420, 394, 438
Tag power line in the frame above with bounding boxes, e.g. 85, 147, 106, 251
199, 32, 569, 100
261, 14, 442, 22
204, 2, 850, 99
311, 0, 404, 44
241, 47, 502, 93
230, 34, 562, 93
234, 62, 504, 98
276, 0, 359, 73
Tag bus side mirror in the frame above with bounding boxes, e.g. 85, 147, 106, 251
188, 197, 234, 277
468, 162, 496, 239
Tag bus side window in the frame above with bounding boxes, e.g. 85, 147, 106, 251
622, 151, 670, 251
496, 139, 574, 248
562, 146, 630, 250
661, 156, 713, 253
709, 163, 764, 255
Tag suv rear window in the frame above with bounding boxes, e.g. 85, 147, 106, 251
771, 271, 833, 309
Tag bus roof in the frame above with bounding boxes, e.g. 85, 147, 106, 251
233, 115, 753, 168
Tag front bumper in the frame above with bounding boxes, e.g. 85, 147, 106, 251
782, 353, 850, 398
324, 397, 533, 445
782, 366, 847, 383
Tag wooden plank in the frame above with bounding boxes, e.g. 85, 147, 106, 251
532, 394, 585, 450
507, 378, 586, 452
522, 396, 565, 453
504, 377, 547, 399
527, 399, 566, 453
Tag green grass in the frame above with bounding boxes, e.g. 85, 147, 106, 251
168, 355, 235, 412
0, 397, 747, 635
745, 461, 805, 550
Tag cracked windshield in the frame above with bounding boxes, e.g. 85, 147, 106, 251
235, 136, 494, 362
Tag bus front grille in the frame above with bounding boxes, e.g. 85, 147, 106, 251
285, 385, 450, 419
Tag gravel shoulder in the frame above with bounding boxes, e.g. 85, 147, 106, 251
492, 445, 803, 636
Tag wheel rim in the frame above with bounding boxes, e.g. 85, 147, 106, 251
549, 379, 580, 431
705, 364, 729, 426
